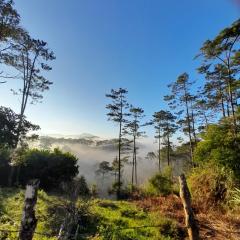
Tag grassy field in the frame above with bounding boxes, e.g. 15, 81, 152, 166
0, 188, 180, 240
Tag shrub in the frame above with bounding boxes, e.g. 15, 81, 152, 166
60, 175, 90, 199
158, 219, 179, 239
150, 213, 181, 239
108, 182, 132, 199
19, 148, 79, 191
194, 122, 240, 178
90, 184, 98, 197
188, 163, 235, 210
230, 188, 240, 207
144, 167, 173, 196
76, 175, 90, 196
0, 106, 39, 148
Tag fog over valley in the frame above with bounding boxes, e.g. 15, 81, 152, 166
32, 133, 185, 197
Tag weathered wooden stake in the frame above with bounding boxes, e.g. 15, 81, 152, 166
179, 174, 199, 240
57, 223, 65, 240
19, 179, 40, 240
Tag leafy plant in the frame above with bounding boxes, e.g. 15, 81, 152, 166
230, 188, 240, 206
144, 167, 173, 196
188, 162, 234, 210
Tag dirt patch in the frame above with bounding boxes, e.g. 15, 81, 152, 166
134, 194, 240, 240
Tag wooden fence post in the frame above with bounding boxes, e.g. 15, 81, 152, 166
179, 174, 199, 240
19, 179, 40, 240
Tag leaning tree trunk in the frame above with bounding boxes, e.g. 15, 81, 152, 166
179, 174, 199, 240
19, 179, 40, 240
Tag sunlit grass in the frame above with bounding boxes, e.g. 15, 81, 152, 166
0, 188, 179, 240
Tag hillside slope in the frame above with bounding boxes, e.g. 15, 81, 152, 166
0, 188, 180, 240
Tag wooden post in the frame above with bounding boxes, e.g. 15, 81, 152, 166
179, 174, 199, 240
19, 179, 40, 240
57, 223, 65, 240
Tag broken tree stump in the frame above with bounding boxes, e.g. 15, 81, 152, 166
19, 179, 40, 240
179, 174, 199, 240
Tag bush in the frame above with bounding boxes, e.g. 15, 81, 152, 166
76, 175, 90, 196
230, 188, 240, 207
194, 122, 240, 178
150, 213, 181, 239
188, 163, 235, 210
0, 106, 39, 148
18, 148, 79, 191
144, 167, 173, 196
108, 182, 132, 199
158, 218, 179, 239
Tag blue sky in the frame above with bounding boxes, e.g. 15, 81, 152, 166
0, 0, 239, 138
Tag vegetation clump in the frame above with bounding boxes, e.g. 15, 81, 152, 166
188, 162, 234, 211
144, 167, 174, 197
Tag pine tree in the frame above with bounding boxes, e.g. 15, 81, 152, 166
197, 19, 240, 132
164, 73, 195, 162
106, 88, 129, 198
0, 0, 22, 80
123, 106, 146, 188
158, 111, 177, 166
151, 110, 177, 168
151, 111, 163, 171
197, 63, 229, 118
4, 32, 55, 146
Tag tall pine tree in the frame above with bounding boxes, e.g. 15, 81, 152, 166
106, 88, 129, 198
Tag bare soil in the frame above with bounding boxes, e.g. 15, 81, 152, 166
134, 194, 240, 240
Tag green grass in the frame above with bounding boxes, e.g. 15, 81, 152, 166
91, 199, 179, 240
0, 188, 179, 240
0, 188, 62, 240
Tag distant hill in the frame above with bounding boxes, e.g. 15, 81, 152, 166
38, 134, 120, 151
40, 132, 98, 139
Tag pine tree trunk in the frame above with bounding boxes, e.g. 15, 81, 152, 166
190, 101, 197, 144
167, 135, 170, 166
134, 152, 137, 185
185, 100, 193, 162
183, 83, 193, 162
226, 95, 230, 117
226, 58, 237, 133
203, 113, 208, 128
158, 128, 161, 172
134, 135, 137, 185
131, 151, 134, 189
117, 117, 122, 199
228, 80, 237, 131
219, 88, 226, 118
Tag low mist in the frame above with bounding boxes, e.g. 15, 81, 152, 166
36, 135, 186, 198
